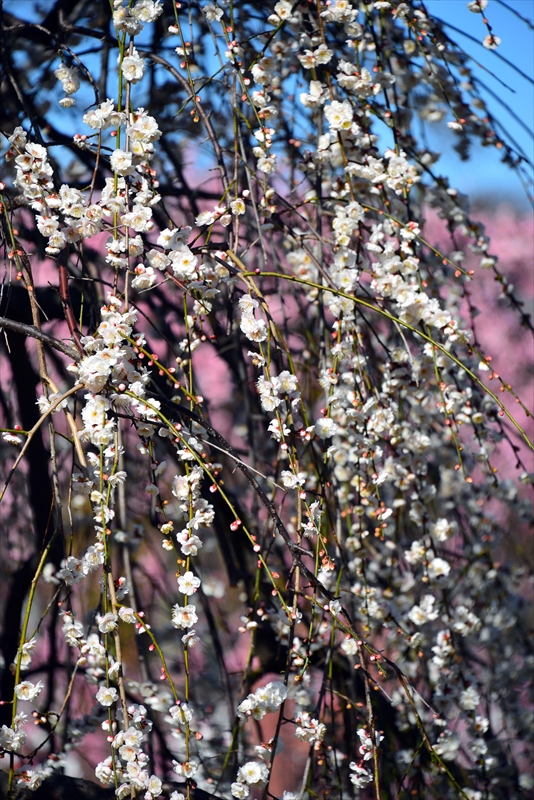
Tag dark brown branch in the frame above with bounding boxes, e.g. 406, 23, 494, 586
57, 251, 85, 357
0, 316, 81, 361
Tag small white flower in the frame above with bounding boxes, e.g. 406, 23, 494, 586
195, 210, 217, 226
54, 65, 80, 96
273, 0, 293, 20
176, 530, 203, 557
275, 370, 298, 393
110, 149, 134, 176
349, 762, 373, 788
169, 245, 198, 280
0, 725, 26, 752
314, 417, 338, 439
294, 712, 326, 743
96, 685, 118, 707
118, 607, 137, 624
8, 126, 27, 148
240, 315, 268, 343
132, 0, 163, 24
230, 198, 246, 215
98, 612, 119, 633
146, 774, 163, 796
329, 599, 342, 617
177, 571, 201, 596
237, 761, 269, 786
2, 433, 21, 445
483, 33, 501, 49
341, 637, 358, 656
14, 681, 43, 702
408, 595, 439, 626
239, 294, 259, 315
231, 783, 250, 799
280, 470, 306, 489
431, 519, 458, 542
171, 603, 198, 629
203, 3, 224, 22
460, 686, 480, 711
172, 759, 198, 777
121, 47, 146, 83
324, 100, 353, 131
467, 0, 488, 11
427, 557, 451, 580
181, 630, 199, 648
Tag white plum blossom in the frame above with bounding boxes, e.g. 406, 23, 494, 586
83, 99, 118, 129
2, 4, 532, 798
460, 686, 480, 711
169, 245, 198, 280
54, 64, 80, 98
431, 518, 458, 542
274, 370, 298, 393
176, 530, 203, 556
280, 470, 306, 489
122, 205, 153, 233
0, 724, 26, 752
110, 149, 134, 176
300, 80, 327, 108
171, 603, 198, 629
294, 712, 326, 744
172, 760, 198, 778
298, 44, 333, 68
119, 607, 137, 624
121, 47, 146, 83
237, 682, 287, 721
14, 681, 43, 702
315, 417, 338, 439
203, 3, 224, 22
177, 571, 201, 596
96, 686, 119, 707
324, 100, 354, 131
408, 595, 439, 626
240, 314, 268, 343
98, 613, 119, 633
349, 762, 373, 788
237, 761, 269, 786
132, 0, 163, 23
195, 210, 217, 226
467, 0, 488, 10
8, 126, 27, 148
231, 783, 249, 799
428, 557, 451, 580
483, 34, 501, 49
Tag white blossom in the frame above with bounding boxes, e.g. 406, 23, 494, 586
171, 603, 198, 629
96, 686, 119, 707
177, 571, 201, 596
121, 48, 146, 83
14, 681, 43, 702
314, 417, 338, 439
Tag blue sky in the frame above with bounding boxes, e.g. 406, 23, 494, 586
7, 0, 533, 209
424, 0, 533, 209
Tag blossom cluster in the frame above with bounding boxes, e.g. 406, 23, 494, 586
0, 0, 531, 798
236, 680, 287, 721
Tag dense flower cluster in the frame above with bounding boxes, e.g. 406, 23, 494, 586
0, 0, 532, 798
